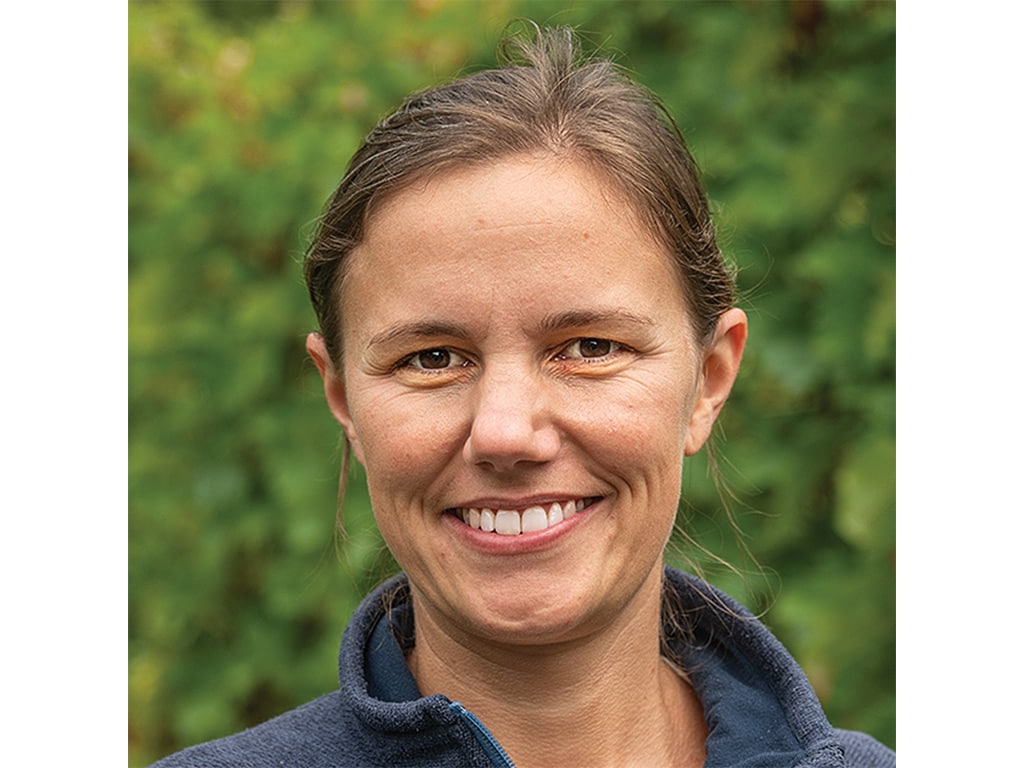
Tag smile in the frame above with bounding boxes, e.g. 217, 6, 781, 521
451, 499, 593, 536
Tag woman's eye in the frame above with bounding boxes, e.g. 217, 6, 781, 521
561, 338, 620, 359
405, 348, 467, 370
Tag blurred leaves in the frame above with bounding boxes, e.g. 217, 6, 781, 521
129, 1, 894, 764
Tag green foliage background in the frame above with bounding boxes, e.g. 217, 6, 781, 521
128, 1, 895, 764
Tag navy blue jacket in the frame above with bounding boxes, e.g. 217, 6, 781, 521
152, 567, 895, 767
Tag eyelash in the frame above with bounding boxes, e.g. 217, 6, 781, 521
397, 348, 472, 372
554, 338, 625, 362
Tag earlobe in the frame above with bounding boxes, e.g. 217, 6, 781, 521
306, 333, 364, 463
684, 308, 748, 456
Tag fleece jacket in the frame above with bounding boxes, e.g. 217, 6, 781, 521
151, 567, 895, 767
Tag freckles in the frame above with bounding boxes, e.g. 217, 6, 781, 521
363, 403, 459, 457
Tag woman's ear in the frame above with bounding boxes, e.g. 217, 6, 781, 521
306, 332, 365, 464
684, 308, 748, 456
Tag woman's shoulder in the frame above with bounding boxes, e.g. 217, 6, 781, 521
661, 567, 895, 767
833, 729, 896, 767
148, 692, 347, 768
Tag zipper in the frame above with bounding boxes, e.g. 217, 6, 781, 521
449, 701, 517, 768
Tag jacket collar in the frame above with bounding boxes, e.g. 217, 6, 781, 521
339, 567, 844, 767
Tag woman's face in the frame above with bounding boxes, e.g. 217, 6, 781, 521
310, 155, 744, 647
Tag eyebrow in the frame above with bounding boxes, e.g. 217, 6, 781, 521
364, 309, 657, 351
535, 308, 658, 335
365, 321, 474, 350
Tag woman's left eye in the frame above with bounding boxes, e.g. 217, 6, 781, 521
558, 338, 621, 360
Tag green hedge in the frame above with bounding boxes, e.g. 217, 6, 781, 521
129, 2, 895, 763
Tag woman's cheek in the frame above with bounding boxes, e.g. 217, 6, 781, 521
356, 398, 463, 497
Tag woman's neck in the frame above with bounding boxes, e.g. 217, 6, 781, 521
404, 572, 707, 768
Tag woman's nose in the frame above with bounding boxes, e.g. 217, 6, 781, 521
462, 367, 560, 471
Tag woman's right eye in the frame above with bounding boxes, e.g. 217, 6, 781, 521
402, 348, 468, 371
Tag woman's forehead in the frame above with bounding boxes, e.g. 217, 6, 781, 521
366, 155, 646, 236
338, 156, 692, 345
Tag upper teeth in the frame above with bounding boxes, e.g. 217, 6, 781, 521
458, 500, 586, 536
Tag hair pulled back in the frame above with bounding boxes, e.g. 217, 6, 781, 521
304, 23, 735, 366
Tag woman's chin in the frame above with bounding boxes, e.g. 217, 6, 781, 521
426, 572, 645, 650
457, 602, 597, 648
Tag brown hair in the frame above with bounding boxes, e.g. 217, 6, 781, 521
304, 23, 735, 366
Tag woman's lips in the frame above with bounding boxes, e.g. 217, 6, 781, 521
447, 498, 595, 535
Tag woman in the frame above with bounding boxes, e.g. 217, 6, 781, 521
153, 25, 894, 768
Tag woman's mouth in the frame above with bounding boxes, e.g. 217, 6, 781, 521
447, 499, 596, 536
